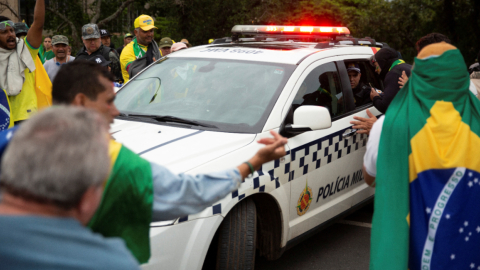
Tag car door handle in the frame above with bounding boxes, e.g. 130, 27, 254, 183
342, 129, 357, 139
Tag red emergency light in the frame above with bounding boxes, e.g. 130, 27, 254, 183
231, 25, 350, 36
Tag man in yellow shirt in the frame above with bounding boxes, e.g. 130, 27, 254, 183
0, 0, 45, 124
120, 15, 161, 82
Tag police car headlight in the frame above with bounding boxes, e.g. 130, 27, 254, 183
150, 219, 177, 227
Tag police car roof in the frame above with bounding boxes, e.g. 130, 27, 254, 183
168, 42, 377, 65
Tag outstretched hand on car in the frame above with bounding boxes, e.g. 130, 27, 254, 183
350, 108, 377, 135
237, 130, 288, 179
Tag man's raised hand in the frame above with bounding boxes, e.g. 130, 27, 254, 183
237, 131, 287, 179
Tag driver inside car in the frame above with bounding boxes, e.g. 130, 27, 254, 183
346, 63, 372, 107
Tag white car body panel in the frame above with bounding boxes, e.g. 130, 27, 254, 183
144, 216, 223, 270
111, 120, 256, 174
113, 42, 382, 269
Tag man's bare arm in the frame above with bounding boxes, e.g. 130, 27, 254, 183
363, 165, 376, 187
26, 0, 45, 48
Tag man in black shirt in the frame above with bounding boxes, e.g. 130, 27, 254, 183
346, 63, 371, 107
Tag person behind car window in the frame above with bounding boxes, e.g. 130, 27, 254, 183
0, 107, 139, 270
301, 73, 333, 112
346, 63, 371, 107
37, 60, 288, 263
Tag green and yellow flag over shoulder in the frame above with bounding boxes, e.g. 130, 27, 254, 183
370, 43, 480, 270
88, 140, 154, 264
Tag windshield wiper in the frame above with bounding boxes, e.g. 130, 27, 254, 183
118, 113, 217, 128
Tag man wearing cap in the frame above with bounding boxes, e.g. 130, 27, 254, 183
0, 0, 45, 125
346, 63, 372, 107
116, 33, 133, 55
13, 22, 29, 39
43, 35, 75, 81
100, 29, 121, 82
120, 14, 161, 82
75, 24, 121, 83
159, 37, 173, 56
100, 29, 115, 50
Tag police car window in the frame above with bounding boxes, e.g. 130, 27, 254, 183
115, 58, 295, 133
286, 62, 344, 124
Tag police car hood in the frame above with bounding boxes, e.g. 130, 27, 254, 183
110, 119, 256, 174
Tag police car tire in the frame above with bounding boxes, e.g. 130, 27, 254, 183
216, 198, 257, 270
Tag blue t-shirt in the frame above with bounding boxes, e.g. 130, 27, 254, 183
0, 215, 140, 270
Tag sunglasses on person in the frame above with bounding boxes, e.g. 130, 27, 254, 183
0, 20, 15, 31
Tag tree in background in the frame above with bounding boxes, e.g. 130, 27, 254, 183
27, 0, 477, 63
43, 0, 149, 52
355, 0, 479, 64
148, 0, 478, 65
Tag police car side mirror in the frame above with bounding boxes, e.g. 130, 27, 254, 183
285, 106, 332, 135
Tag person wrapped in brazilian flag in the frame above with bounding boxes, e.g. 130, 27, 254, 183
368, 42, 480, 269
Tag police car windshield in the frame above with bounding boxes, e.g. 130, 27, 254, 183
115, 58, 295, 133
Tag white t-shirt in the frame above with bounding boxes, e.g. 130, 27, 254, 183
43, 56, 75, 82
363, 116, 385, 177
469, 80, 478, 96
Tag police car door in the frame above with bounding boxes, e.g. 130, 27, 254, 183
284, 60, 367, 240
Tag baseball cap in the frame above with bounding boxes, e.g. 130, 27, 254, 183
52, 35, 69, 46
159, 37, 173, 48
88, 55, 111, 67
347, 63, 361, 73
100, 29, 111, 37
13, 22, 29, 36
82, 23, 100, 39
124, 33, 134, 39
134, 15, 157, 31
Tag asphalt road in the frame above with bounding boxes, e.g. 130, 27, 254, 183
255, 202, 374, 270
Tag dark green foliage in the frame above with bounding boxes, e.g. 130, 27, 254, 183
39, 0, 479, 64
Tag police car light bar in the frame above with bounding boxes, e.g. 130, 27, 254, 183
231, 25, 350, 36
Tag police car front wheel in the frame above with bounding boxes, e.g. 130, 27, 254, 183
216, 198, 257, 270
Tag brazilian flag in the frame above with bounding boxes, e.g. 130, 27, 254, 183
0, 88, 13, 130
370, 43, 480, 270
88, 139, 154, 264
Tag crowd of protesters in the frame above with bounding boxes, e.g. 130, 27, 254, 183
1, 0, 480, 269
0, 3, 287, 269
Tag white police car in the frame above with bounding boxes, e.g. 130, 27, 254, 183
112, 25, 385, 269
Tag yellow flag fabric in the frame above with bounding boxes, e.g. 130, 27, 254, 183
34, 55, 52, 110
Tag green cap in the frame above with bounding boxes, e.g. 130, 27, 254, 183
82, 23, 100, 39
52, 35, 69, 46
159, 37, 173, 48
